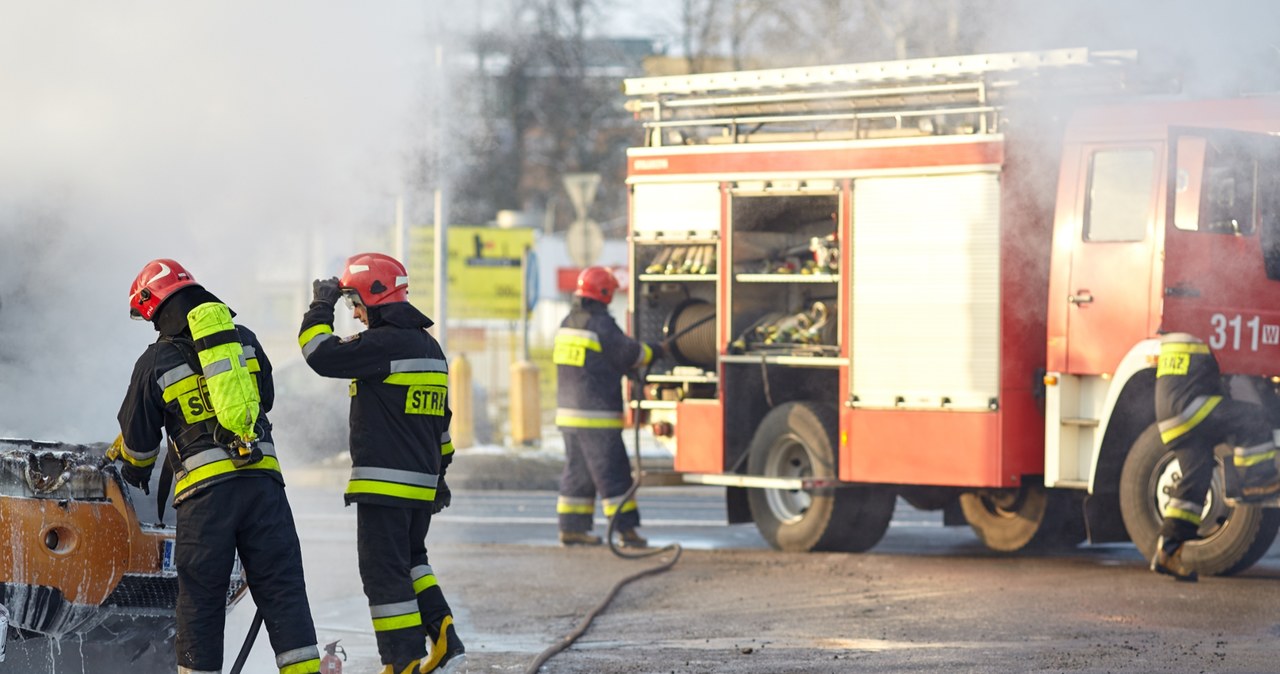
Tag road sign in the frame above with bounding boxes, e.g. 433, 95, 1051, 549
567, 219, 603, 268
562, 173, 601, 218
563, 172, 604, 267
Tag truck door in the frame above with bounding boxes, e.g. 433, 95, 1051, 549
1064, 143, 1161, 374
1161, 128, 1280, 375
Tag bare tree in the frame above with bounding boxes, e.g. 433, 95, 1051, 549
419, 0, 648, 233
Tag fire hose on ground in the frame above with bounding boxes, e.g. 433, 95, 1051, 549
523, 311, 717, 673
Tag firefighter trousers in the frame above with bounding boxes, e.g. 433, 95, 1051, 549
356, 503, 453, 669
558, 427, 640, 533
175, 475, 319, 673
1158, 397, 1271, 544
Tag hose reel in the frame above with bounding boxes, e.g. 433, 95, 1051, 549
662, 299, 717, 368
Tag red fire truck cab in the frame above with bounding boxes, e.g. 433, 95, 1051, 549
625, 48, 1280, 575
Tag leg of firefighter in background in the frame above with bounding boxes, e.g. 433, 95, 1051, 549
585, 428, 645, 548
1152, 431, 1214, 582
558, 429, 602, 546
234, 478, 322, 673
408, 510, 466, 673
358, 504, 428, 674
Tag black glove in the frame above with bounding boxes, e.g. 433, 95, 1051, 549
120, 462, 151, 495
312, 277, 342, 306
655, 340, 671, 359
432, 479, 451, 515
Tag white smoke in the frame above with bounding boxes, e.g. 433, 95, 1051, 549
0, 1, 448, 443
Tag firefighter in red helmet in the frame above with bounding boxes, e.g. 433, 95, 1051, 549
553, 266, 663, 547
116, 258, 321, 673
300, 253, 465, 674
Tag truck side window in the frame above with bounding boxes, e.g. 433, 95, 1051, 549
1084, 149, 1155, 242
1201, 139, 1258, 236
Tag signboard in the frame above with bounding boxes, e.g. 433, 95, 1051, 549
407, 225, 536, 320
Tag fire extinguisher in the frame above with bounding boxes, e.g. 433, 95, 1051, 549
321, 640, 346, 674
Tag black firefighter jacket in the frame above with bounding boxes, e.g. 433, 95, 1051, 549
117, 286, 284, 505
554, 297, 656, 429
299, 300, 453, 509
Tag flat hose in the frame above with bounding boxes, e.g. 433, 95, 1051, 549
229, 609, 263, 674
525, 367, 683, 674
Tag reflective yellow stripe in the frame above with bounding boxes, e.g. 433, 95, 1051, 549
298, 324, 332, 349
372, 613, 422, 632
557, 502, 595, 515
162, 374, 202, 403
175, 455, 282, 494
280, 658, 321, 674
1235, 451, 1278, 467
413, 574, 439, 594
603, 500, 638, 517
383, 372, 449, 386
633, 343, 653, 369
345, 479, 437, 501
556, 415, 625, 429
554, 334, 602, 351
1160, 396, 1222, 444
441, 441, 454, 457
1163, 507, 1203, 526
1160, 342, 1211, 355
122, 453, 157, 468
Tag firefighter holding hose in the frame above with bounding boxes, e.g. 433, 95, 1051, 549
553, 266, 664, 547
300, 253, 465, 674
115, 258, 321, 674
1151, 332, 1280, 581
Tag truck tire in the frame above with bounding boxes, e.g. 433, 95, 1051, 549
959, 484, 1085, 552
746, 401, 895, 552
1119, 423, 1280, 576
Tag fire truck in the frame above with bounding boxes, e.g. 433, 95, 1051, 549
623, 48, 1280, 576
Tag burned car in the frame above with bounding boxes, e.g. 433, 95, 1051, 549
0, 438, 246, 669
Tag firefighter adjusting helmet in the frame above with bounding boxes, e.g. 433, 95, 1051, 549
129, 258, 199, 321
575, 266, 619, 304
339, 252, 409, 307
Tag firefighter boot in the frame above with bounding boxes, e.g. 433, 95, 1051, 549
1150, 535, 1198, 582
558, 530, 603, 546
617, 528, 648, 549
420, 614, 467, 674
381, 664, 421, 674
1235, 444, 1280, 501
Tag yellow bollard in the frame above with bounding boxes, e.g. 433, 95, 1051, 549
509, 360, 541, 446
450, 353, 474, 449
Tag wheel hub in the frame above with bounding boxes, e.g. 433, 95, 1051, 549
762, 434, 813, 524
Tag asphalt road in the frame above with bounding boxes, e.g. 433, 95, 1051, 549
8, 476, 1280, 673
247, 482, 1280, 674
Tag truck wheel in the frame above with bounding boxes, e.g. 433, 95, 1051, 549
960, 484, 1084, 552
1119, 423, 1280, 576
746, 401, 895, 552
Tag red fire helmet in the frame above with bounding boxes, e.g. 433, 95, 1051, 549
575, 266, 619, 304
129, 258, 199, 321
339, 252, 409, 307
